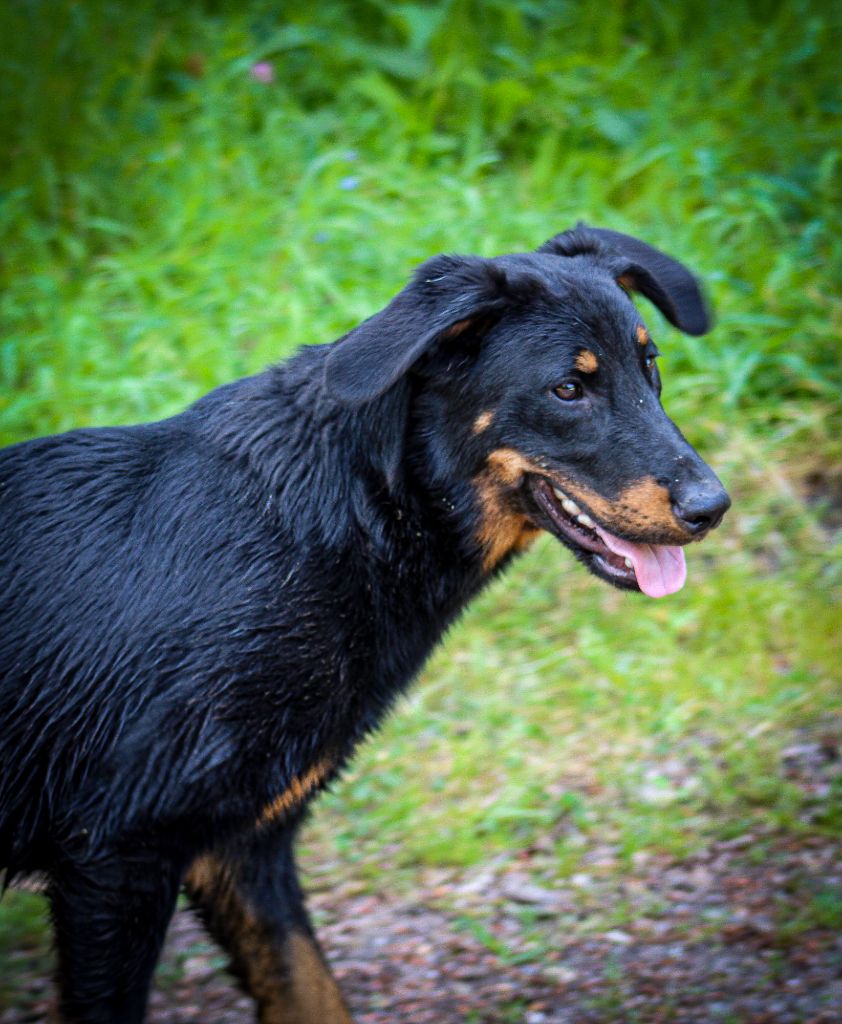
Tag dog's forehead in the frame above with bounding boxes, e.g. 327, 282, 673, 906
491, 252, 645, 355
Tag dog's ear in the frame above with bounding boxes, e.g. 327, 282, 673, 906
324, 255, 510, 405
539, 224, 710, 336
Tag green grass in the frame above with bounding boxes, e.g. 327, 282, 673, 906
305, 496, 839, 872
0, 890, 52, 1007
1, 0, 840, 976
2, 1, 841, 443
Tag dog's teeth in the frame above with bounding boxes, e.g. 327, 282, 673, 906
551, 487, 583, 518
624, 557, 633, 568
577, 513, 595, 529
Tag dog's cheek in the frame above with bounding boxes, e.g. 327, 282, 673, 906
473, 448, 542, 571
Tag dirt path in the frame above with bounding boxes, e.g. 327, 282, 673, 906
3, 832, 840, 1024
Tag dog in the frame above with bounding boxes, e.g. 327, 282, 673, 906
0, 224, 730, 1023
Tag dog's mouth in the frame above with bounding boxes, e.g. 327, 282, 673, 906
528, 477, 687, 598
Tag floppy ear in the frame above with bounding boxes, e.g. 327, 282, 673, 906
324, 254, 510, 405
539, 223, 711, 336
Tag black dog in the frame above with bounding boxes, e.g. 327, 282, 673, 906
0, 225, 729, 1023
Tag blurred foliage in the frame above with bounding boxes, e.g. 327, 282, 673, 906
1, 0, 841, 441
0, 0, 840, 978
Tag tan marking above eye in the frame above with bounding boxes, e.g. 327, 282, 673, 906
257, 759, 333, 828
441, 318, 473, 339
472, 409, 495, 434
636, 324, 649, 346
574, 349, 599, 373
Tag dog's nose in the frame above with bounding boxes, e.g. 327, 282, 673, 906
672, 485, 731, 535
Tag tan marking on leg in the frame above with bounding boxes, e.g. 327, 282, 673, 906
245, 927, 353, 1024
574, 349, 599, 373
257, 932, 354, 1024
636, 324, 649, 346
258, 759, 332, 829
184, 852, 223, 895
185, 857, 352, 1024
472, 409, 495, 434
185, 855, 287, 1008
229, 918, 353, 1024
474, 448, 543, 571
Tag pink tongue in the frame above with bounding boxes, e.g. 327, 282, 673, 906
595, 526, 687, 598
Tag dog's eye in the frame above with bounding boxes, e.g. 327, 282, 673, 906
644, 353, 662, 395
553, 381, 583, 402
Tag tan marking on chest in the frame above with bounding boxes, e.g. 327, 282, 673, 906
474, 448, 542, 571
636, 324, 650, 346
258, 759, 332, 828
574, 349, 599, 373
472, 409, 495, 434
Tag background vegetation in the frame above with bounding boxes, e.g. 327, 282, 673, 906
1, 0, 840, 1012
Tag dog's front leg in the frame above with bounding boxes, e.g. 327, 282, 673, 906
48, 841, 185, 1024
185, 826, 353, 1024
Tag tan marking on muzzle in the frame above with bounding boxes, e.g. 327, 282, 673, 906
575, 349, 599, 373
258, 759, 332, 828
474, 448, 542, 571
636, 324, 649, 346
553, 474, 691, 541
472, 409, 495, 434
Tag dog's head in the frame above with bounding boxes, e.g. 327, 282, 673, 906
324, 225, 730, 597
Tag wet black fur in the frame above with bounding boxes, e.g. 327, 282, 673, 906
0, 225, 728, 1023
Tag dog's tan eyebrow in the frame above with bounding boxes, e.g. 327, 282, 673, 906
574, 349, 599, 373
472, 410, 495, 434
636, 325, 649, 346
442, 318, 473, 339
